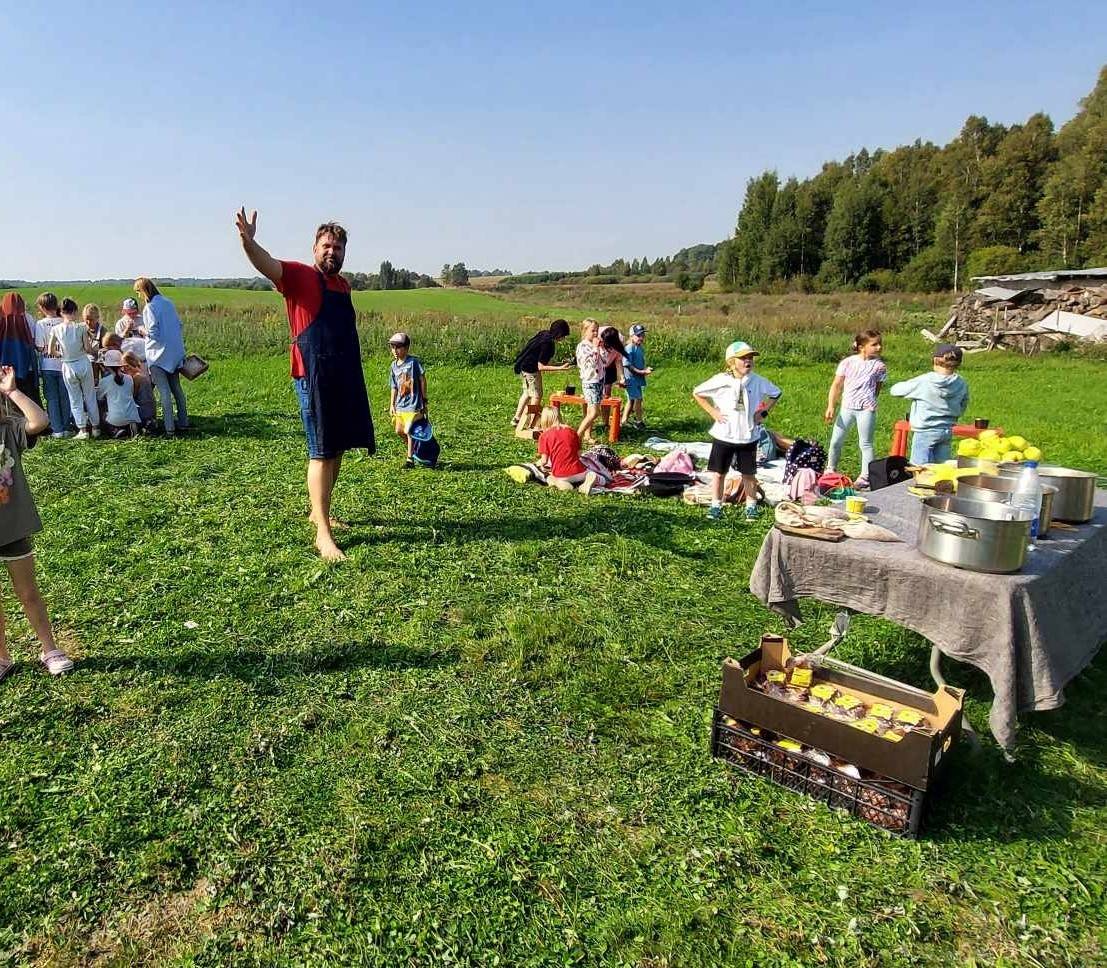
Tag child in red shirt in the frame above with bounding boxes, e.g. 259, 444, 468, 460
536, 407, 597, 493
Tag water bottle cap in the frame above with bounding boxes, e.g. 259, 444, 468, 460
1025, 460, 1039, 467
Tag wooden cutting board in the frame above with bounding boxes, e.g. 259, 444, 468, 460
775, 523, 846, 542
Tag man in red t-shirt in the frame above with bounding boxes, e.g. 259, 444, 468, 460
234, 207, 375, 561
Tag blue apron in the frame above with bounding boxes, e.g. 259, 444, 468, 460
294, 272, 375, 457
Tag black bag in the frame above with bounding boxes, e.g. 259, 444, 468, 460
867, 456, 909, 491
410, 418, 440, 469
647, 471, 697, 497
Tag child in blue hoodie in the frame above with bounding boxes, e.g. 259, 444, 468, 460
890, 344, 969, 465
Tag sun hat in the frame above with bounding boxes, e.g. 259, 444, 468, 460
100, 349, 124, 367
725, 340, 758, 360
388, 332, 410, 346
121, 297, 139, 314
630, 324, 647, 336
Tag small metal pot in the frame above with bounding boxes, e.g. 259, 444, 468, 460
917, 496, 1032, 574
958, 461, 1099, 523
956, 476, 1057, 537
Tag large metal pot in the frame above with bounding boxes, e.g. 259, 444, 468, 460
956, 476, 1057, 537
917, 496, 1033, 573
958, 461, 1099, 523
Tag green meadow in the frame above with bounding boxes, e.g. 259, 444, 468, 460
1, 284, 1105, 966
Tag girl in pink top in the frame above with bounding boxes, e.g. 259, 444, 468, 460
824, 330, 886, 487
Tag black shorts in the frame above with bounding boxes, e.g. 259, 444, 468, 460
707, 439, 757, 476
0, 537, 34, 561
603, 364, 617, 386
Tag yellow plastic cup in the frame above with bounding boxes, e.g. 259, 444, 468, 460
845, 495, 868, 517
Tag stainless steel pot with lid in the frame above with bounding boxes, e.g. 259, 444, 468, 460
955, 475, 1057, 536
917, 496, 1033, 574
955, 461, 1099, 523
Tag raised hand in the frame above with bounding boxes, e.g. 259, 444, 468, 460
235, 207, 258, 241
0, 365, 15, 395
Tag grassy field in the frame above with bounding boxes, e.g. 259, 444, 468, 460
1, 286, 1105, 965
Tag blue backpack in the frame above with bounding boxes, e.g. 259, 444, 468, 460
410, 418, 440, 468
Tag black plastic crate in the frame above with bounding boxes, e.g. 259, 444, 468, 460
711, 709, 927, 838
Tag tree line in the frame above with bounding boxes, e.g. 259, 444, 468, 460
715, 64, 1107, 293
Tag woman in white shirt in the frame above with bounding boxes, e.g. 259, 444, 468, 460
134, 278, 189, 436
46, 298, 100, 439
96, 349, 140, 437
692, 340, 781, 521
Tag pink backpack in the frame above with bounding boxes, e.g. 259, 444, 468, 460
656, 448, 694, 475
788, 467, 819, 505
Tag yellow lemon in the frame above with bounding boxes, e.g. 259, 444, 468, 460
958, 439, 982, 457
1006, 451, 1024, 463
978, 429, 999, 443
1024, 446, 1043, 462
997, 438, 1016, 453
1006, 435, 1027, 451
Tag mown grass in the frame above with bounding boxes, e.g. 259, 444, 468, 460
0, 293, 1105, 965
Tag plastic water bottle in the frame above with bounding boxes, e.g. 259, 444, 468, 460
1011, 461, 1043, 550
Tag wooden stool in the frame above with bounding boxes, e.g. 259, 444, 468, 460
549, 393, 622, 443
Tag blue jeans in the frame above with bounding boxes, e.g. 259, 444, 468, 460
293, 377, 324, 459
828, 408, 876, 478
910, 427, 953, 466
151, 364, 189, 434
40, 370, 70, 435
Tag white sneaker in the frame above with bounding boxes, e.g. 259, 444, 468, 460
74, 430, 89, 440
90, 427, 101, 438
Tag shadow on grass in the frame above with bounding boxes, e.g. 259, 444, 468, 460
185, 412, 298, 441
343, 502, 714, 559
76, 639, 451, 683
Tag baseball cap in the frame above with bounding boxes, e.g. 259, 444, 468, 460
100, 349, 124, 367
630, 324, 647, 337
725, 340, 758, 360
388, 332, 410, 346
934, 342, 963, 363
121, 297, 139, 313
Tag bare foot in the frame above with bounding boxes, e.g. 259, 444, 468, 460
310, 520, 346, 561
315, 531, 347, 562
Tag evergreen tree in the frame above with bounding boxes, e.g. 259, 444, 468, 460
733, 171, 779, 287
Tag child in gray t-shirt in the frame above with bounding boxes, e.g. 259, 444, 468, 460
0, 365, 74, 680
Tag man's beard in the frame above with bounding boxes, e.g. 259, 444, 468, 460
318, 254, 343, 275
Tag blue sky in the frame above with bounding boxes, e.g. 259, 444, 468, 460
2, 1, 1103, 280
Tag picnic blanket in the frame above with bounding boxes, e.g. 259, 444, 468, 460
749, 480, 1107, 750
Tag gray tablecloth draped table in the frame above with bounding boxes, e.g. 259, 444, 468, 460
749, 481, 1107, 750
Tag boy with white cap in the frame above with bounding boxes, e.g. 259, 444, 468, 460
115, 297, 143, 337
692, 340, 782, 520
387, 332, 427, 467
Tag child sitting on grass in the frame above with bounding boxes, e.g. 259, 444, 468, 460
122, 352, 157, 432
824, 329, 886, 488
388, 332, 427, 468
890, 343, 969, 466
0, 365, 74, 682
623, 323, 653, 430
97, 349, 141, 438
536, 407, 597, 493
693, 340, 781, 521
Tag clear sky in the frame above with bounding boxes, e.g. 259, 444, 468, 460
2, 1, 1103, 280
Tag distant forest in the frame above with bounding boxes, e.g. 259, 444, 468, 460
494, 243, 721, 292
714, 65, 1107, 293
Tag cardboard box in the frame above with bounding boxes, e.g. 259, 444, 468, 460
718, 634, 963, 792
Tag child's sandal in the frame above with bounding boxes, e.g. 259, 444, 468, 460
39, 650, 74, 676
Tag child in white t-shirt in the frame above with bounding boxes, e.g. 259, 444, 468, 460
692, 341, 782, 521
96, 349, 140, 438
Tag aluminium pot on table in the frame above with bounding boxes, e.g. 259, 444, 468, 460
955, 459, 1099, 522
956, 475, 1057, 536
917, 495, 1033, 574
